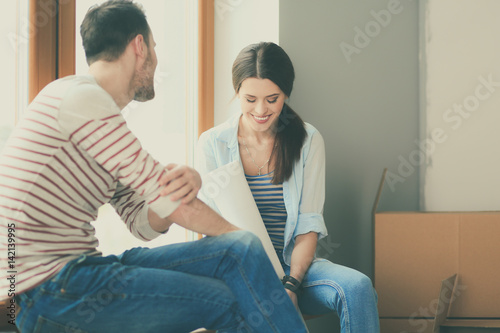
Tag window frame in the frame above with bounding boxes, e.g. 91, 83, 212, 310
28, 0, 75, 102
198, 0, 214, 137
28, 0, 213, 128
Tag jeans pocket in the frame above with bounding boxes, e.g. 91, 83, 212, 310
33, 315, 88, 333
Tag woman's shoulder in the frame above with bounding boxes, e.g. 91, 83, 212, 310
304, 122, 320, 134
303, 122, 324, 142
199, 113, 240, 144
299, 122, 325, 162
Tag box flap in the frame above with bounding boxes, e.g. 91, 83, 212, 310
372, 168, 387, 216
433, 274, 458, 333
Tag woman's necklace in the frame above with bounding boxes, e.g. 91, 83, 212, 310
241, 138, 270, 175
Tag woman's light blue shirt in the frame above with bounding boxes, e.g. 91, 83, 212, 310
195, 114, 328, 266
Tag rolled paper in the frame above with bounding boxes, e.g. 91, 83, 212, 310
201, 161, 285, 279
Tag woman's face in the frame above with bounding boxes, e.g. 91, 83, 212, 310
237, 78, 287, 134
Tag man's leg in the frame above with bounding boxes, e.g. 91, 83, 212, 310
119, 230, 308, 333
16, 254, 243, 333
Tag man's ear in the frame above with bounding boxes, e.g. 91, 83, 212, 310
131, 34, 148, 59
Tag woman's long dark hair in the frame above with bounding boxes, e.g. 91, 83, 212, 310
232, 42, 307, 184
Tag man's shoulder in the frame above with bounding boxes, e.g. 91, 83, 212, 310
42, 75, 114, 108
47, 76, 121, 133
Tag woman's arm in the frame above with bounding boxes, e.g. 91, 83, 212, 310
293, 130, 328, 239
286, 232, 318, 308
286, 129, 327, 306
290, 231, 318, 282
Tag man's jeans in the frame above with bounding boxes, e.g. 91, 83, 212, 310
15, 231, 307, 333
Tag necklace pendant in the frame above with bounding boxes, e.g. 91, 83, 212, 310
242, 138, 270, 177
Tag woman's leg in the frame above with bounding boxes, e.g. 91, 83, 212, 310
286, 259, 380, 333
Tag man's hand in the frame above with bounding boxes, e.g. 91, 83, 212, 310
159, 163, 202, 204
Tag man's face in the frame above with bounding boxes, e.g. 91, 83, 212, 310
133, 32, 158, 102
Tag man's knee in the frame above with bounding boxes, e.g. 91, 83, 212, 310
231, 230, 260, 244
221, 230, 264, 257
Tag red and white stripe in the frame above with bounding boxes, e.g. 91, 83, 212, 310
0, 76, 179, 298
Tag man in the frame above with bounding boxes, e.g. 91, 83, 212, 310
0, 1, 308, 332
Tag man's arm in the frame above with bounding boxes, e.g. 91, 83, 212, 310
148, 198, 239, 236
152, 163, 238, 236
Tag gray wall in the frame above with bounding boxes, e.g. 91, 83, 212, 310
279, 1, 420, 331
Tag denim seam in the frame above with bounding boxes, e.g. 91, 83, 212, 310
158, 249, 235, 269
34, 315, 89, 333
17, 286, 45, 330
158, 248, 281, 332
226, 251, 281, 333
57, 255, 88, 291
302, 279, 350, 333
39, 287, 126, 301
124, 293, 239, 309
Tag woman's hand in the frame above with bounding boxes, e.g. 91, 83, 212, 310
159, 163, 202, 204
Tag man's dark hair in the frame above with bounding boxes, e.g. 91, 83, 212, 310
80, 0, 150, 65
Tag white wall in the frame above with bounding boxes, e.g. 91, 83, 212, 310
75, 1, 196, 254
214, 0, 279, 125
422, 0, 500, 211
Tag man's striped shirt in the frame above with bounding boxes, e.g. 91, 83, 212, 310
0, 75, 179, 298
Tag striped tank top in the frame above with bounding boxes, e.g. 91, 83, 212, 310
245, 172, 287, 250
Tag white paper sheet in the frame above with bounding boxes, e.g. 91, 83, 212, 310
201, 161, 285, 279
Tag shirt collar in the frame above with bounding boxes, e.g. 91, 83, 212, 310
216, 113, 241, 149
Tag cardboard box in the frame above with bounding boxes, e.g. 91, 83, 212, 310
380, 318, 434, 333
379, 275, 500, 333
373, 169, 500, 331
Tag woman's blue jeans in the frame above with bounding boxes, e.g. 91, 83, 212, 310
15, 231, 308, 333
282, 254, 380, 333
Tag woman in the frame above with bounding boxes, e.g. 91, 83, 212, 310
196, 42, 380, 332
